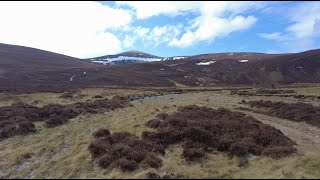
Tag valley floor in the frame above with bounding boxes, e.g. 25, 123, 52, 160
0, 85, 320, 178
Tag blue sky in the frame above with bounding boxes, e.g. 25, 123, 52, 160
0, 1, 320, 58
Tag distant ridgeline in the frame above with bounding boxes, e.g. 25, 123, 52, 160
86, 50, 187, 65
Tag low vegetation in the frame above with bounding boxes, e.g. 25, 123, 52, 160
231, 89, 296, 96
89, 105, 297, 172
58, 90, 78, 99
143, 105, 296, 160
89, 130, 164, 172
246, 100, 320, 128
1, 85, 319, 178
230, 90, 254, 96
256, 89, 296, 94
0, 96, 131, 140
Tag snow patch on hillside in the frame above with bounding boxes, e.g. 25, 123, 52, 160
196, 61, 216, 65
92, 60, 108, 65
173, 56, 186, 60
99, 56, 162, 62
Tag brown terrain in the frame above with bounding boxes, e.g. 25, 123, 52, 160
0, 43, 320, 178
0, 43, 320, 93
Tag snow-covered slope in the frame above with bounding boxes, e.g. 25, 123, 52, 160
87, 50, 163, 65
87, 50, 189, 65
162, 56, 187, 61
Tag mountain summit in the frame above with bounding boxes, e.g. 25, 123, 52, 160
87, 50, 163, 65
117, 50, 161, 58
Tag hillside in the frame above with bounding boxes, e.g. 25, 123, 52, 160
0, 43, 102, 92
0, 43, 99, 70
96, 49, 320, 87
87, 50, 163, 65
0, 43, 320, 93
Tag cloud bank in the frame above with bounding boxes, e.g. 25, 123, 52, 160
0, 1, 132, 58
0, 1, 319, 57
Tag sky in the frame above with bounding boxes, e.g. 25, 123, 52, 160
0, 1, 320, 58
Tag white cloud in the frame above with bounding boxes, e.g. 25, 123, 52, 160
258, 32, 284, 40
286, 2, 320, 39
0, 1, 132, 58
117, 1, 265, 19
170, 15, 257, 47
134, 27, 150, 37
116, 1, 199, 19
123, 35, 135, 48
118, 1, 262, 48
125, 24, 182, 48
147, 24, 182, 46
120, 26, 151, 49
259, 2, 320, 52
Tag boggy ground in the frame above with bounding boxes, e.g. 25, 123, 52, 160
0, 85, 319, 178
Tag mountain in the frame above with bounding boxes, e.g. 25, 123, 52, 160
83, 49, 320, 88
87, 50, 291, 66
87, 50, 164, 65
0, 43, 102, 92
0, 43, 100, 70
0, 43, 319, 93
87, 50, 190, 65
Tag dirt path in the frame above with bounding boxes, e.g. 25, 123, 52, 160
241, 110, 320, 155
69, 75, 76, 82
134, 91, 320, 156
137, 91, 320, 156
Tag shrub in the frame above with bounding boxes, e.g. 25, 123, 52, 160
16, 121, 36, 135
141, 154, 162, 168
247, 100, 320, 128
93, 128, 111, 138
146, 172, 161, 179
262, 146, 297, 159
89, 131, 163, 171
88, 141, 107, 159
98, 154, 113, 168
112, 158, 138, 172
126, 150, 147, 163
111, 132, 135, 142
146, 119, 162, 128
182, 148, 205, 161
256, 89, 296, 94
156, 113, 169, 120
21, 152, 34, 159
0, 125, 16, 139
44, 114, 68, 128
0, 95, 131, 139
0, 120, 14, 128
143, 105, 296, 161
230, 90, 253, 96
59, 92, 74, 99
237, 157, 249, 167
152, 144, 166, 155
93, 95, 103, 99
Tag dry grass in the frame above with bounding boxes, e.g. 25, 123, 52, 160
0, 88, 156, 108
290, 86, 320, 96
0, 86, 319, 178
